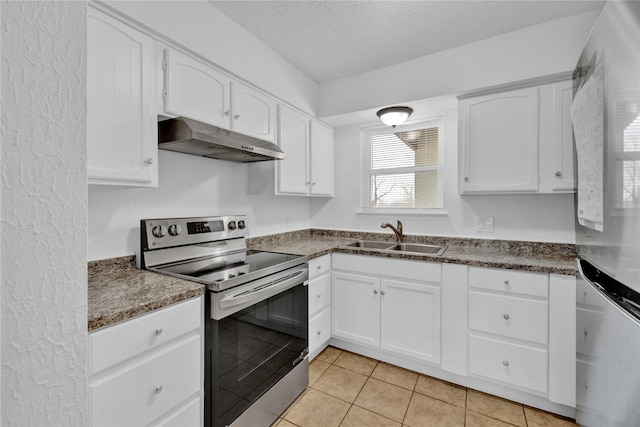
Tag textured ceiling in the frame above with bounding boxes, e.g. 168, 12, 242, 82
211, 0, 604, 83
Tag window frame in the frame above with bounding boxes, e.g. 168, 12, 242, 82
359, 116, 445, 214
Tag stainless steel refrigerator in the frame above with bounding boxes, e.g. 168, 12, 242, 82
572, 2, 640, 426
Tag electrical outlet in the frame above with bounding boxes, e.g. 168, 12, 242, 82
476, 217, 494, 232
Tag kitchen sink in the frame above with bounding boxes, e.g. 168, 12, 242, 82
389, 243, 447, 256
343, 241, 447, 256
344, 241, 395, 250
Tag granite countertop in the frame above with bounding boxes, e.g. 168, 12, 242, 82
88, 256, 205, 331
89, 230, 576, 331
247, 229, 577, 276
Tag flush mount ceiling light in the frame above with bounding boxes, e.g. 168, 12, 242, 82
376, 106, 414, 128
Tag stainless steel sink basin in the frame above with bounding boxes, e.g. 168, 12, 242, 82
344, 241, 395, 250
389, 243, 447, 256
343, 241, 447, 256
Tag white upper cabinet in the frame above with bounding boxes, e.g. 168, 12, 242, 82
163, 49, 231, 129
459, 77, 576, 195
231, 81, 277, 142
459, 87, 540, 193
309, 120, 335, 196
275, 105, 334, 197
539, 80, 576, 193
87, 8, 157, 186
162, 48, 276, 142
277, 105, 310, 195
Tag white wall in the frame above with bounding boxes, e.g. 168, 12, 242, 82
103, 0, 319, 116
318, 10, 599, 118
311, 106, 577, 243
310, 11, 598, 243
1, 2, 87, 425
89, 151, 310, 261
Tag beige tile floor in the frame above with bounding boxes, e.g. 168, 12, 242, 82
273, 346, 578, 427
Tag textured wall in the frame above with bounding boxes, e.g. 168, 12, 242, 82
1, 2, 87, 425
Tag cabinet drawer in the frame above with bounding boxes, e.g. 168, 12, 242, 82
469, 335, 548, 394
309, 273, 331, 316
468, 267, 548, 298
90, 297, 201, 375
90, 335, 201, 426
154, 395, 201, 427
309, 255, 331, 279
309, 307, 331, 357
469, 291, 548, 344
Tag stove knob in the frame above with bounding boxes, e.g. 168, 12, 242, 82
237, 220, 246, 229
152, 225, 167, 238
168, 224, 182, 236
228, 221, 237, 230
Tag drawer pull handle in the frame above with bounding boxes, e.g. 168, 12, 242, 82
154, 385, 163, 395
317, 265, 322, 270
155, 328, 163, 336
373, 290, 378, 295
380, 290, 386, 295
316, 330, 321, 335
503, 360, 510, 367
504, 280, 510, 286
503, 314, 510, 320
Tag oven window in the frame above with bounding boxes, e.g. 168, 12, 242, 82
208, 283, 308, 427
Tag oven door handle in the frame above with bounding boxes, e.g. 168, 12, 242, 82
219, 268, 308, 308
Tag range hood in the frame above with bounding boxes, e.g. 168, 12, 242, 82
158, 117, 284, 162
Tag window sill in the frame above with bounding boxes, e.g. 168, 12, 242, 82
356, 209, 448, 216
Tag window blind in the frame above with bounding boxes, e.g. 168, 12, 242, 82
360, 119, 444, 210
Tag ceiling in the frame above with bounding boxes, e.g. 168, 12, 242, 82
211, 0, 604, 84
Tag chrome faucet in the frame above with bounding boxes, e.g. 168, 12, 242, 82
381, 220, 403, 244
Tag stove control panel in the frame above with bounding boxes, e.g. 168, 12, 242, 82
141, 215, 249, 250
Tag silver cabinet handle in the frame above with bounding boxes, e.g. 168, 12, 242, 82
154, 385, 163, 394
316, 330, 321, 335
144, 157, 154, 165
224, 110, 231, 117
503, 314, 510, 320
373, 290, 378, 295
555, 171, 562, 177
464, 177, 469, 182
380, 290, 386, 295
316, 265, 322, 270
311, 182, 317, 186
234, 114, 240, 120
316, 294, 321, 298
503, 360, 510, 367
155, 328, 163, 336
504, 280, 510, 286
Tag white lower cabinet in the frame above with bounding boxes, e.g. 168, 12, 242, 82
308, 255, 332, 358
89, 296, 204, 427
331, 254, 442, 364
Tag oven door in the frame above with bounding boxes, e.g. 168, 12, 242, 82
206, 267, 309, 427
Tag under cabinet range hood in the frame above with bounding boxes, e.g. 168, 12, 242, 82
158, 117, 285, 162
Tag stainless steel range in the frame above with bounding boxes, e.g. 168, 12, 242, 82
140, 215, 309, 427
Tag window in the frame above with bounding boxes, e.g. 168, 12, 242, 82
361, 118, 444, 211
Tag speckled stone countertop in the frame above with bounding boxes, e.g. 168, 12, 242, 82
90, 230, 576, 331
248, 229, 577, 276
88, 256, 205, 331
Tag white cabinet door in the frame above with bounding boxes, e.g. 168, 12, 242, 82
277, 105, 310, 195
459, 87, 540, 193
331, 271, 380, 346
309, 120, 334, 196
380, 279, 441, 364
231, 81, 276, 142
540, 80, 576, 192
87, 8, 157, 186
163, 49, 231, 129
